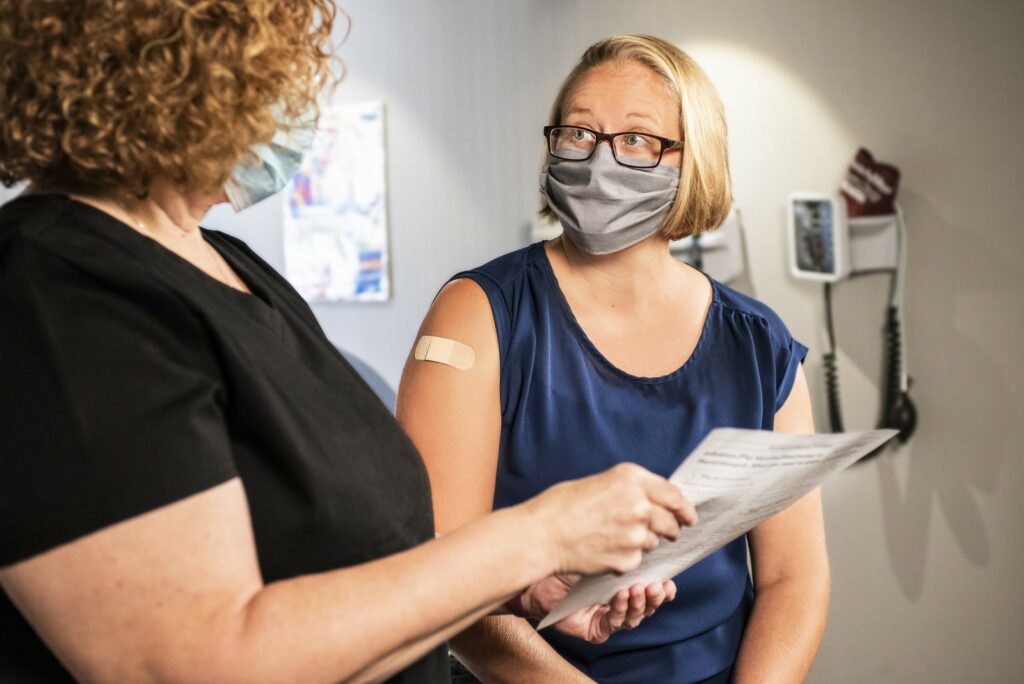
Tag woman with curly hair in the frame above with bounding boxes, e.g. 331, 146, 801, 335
0, 4, 697, 682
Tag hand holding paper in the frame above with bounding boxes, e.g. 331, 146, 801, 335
537, 428, 896, 629
526, 574, 678, 643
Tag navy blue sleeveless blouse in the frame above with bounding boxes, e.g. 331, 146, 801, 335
451, 242, 808, 683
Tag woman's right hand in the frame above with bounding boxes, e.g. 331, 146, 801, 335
520, 463, 698, 576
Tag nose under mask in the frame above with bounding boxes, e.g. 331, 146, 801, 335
539, 144, 680, 255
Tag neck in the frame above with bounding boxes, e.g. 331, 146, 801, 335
55, 177, 225, 243
555, 233, 682, 304
124, 179, 224, 238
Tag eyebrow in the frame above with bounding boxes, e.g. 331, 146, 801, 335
564, 108, 658, 124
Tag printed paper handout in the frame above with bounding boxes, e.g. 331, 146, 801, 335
537, 428, 896, 629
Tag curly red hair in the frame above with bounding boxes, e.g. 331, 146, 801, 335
0, 0, 337, 196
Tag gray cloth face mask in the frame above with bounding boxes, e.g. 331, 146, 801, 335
539, 144, 680, 255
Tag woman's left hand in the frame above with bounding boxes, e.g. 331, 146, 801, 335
521, 574, 677, 644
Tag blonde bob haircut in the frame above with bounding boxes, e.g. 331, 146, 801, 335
0, 0, 337, 197
540, 35, 731, 240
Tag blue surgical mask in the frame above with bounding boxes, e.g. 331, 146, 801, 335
224, 110, 317, 211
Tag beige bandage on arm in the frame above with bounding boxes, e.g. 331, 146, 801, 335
414, 335, 476, 371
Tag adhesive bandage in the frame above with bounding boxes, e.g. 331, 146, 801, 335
413, 335, 476, 371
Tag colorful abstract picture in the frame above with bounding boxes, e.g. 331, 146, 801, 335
284, 101, 390, 302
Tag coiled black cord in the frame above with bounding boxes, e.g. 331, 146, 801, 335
881, 305, 902, 428
881, 305, 917, 443
823, 276, 917, 461
823, 283, 844, 433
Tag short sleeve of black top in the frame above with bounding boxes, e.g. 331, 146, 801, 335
0, 195, 446, 684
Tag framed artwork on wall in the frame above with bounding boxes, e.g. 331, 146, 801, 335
284, 101, 391, 302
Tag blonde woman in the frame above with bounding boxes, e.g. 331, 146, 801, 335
399, 35, 829, 683
0, 9, 697, 682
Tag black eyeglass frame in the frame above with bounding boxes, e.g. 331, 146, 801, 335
543, 125, 684, 169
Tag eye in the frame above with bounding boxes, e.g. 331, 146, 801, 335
555, 127, 595, 149
622, 133, 653, 148
571, 128, 587, 141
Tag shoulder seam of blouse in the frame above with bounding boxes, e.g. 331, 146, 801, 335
481, 242, 546, 290
714, 299, 771, 326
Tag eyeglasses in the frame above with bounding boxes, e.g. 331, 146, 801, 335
543, 125, 683, 169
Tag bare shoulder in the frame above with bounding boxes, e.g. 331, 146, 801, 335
398, 276, 500, 406
428, 278, 492, 325
418, 278, 497, 355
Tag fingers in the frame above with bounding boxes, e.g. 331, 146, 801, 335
641, 474, 698, 527
606, 588, 630, 632
622, 584, 647, 628
612, 549, 643, 574
647, 504, 681, 541
596, 581, 677, 640
544, 463, 697, 577
589, 605, 612, 644
643, 581, 666, 617
614, 464, 697, 527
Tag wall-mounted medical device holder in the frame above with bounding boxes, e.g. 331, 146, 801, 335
669, 206, 746, 283
821, 206, 916, 449
787, 193, 851, 282
787, 191, 906, 277
788, 151, 917, 459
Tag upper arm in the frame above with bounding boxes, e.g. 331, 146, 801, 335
0, 479, 263, 683
396, 278, 502, 534
748, 365, 829, 590
772, 363, 814, 435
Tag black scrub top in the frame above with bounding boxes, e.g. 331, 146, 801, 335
0, 194, 447, 683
